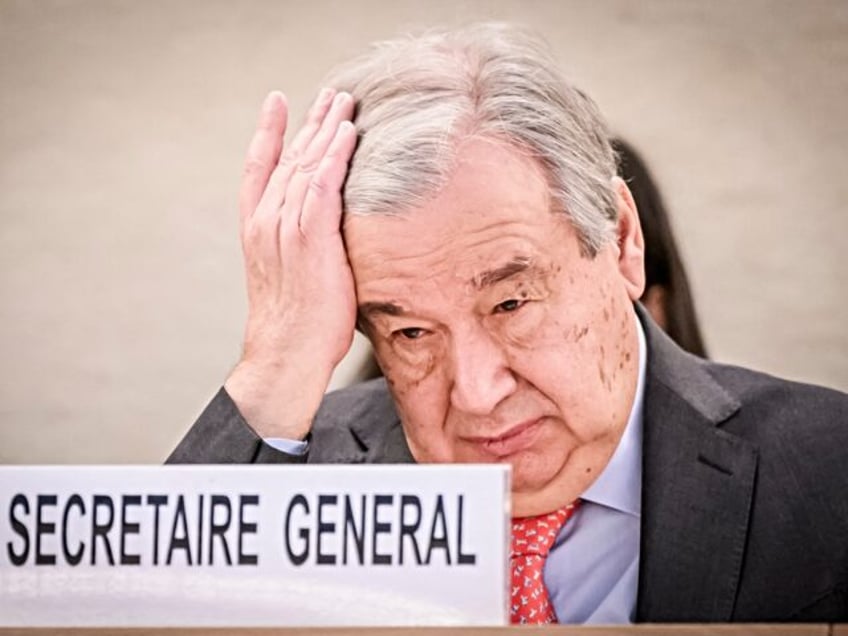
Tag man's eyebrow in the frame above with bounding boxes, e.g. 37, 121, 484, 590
472, 257, 533, 289
358, 301, 407, 318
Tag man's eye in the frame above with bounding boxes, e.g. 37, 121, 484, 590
396, 327, 426, 340
494, 299, 525, 314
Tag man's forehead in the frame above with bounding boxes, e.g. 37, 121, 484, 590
344, 210, 555, 269
356, 254, 546, 319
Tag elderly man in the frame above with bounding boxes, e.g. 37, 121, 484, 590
169, 24, 847, 623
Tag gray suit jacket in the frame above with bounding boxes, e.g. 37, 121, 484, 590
169, 312, 848, 622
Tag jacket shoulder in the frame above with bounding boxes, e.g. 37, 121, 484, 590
704, 361, 848, 440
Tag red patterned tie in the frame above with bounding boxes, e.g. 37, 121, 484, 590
510, 501, 580, 624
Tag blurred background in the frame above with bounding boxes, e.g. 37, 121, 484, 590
1, 0, 846, 463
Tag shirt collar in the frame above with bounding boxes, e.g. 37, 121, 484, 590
579, 313, 646, 517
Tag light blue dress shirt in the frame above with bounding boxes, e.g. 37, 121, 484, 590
265, 435, 309, 455
265, 317, 647, 624
546, 317, 646, 624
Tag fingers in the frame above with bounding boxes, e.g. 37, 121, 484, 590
240, 87, 355, 261
280, 92, 355, 231
257, 87, 339, 218
299, 120, 358, 236
239, 92, 287, 227
284, 88, 338, 166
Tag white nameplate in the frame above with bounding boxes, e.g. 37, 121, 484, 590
0, 465, 510, 626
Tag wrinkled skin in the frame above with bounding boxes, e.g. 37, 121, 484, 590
227, 91, 645, 517
347, 138, 646, 517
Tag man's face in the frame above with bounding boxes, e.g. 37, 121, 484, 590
345, 138, 645, 516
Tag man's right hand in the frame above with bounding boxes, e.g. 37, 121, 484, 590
224, 88, 358, 441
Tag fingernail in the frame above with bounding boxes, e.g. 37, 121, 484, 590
319, 87, 335, 104
264, 91, 282, 112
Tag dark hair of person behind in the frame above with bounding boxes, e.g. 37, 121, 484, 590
613, 138, 708, 358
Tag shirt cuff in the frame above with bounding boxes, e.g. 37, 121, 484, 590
263, 437, 309, 456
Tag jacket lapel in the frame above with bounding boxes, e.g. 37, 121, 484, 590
636, 313, 757, 621
346, 379, 415, 464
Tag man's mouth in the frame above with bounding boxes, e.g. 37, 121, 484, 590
462, 418, 544, 458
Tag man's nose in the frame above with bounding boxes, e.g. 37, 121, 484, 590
449, 324, 517, 415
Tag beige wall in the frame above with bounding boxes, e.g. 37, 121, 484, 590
1, 0, 845, 464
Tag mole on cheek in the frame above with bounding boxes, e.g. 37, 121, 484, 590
391, 379, 410, 397
563, 324, 590, 342
598, 345, 613, 391
382, 359, 416, 396
388, 369, 413, 396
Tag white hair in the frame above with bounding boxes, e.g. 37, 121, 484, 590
327, 22, 619, 256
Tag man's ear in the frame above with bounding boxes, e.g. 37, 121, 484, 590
611, 176, 646, 301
